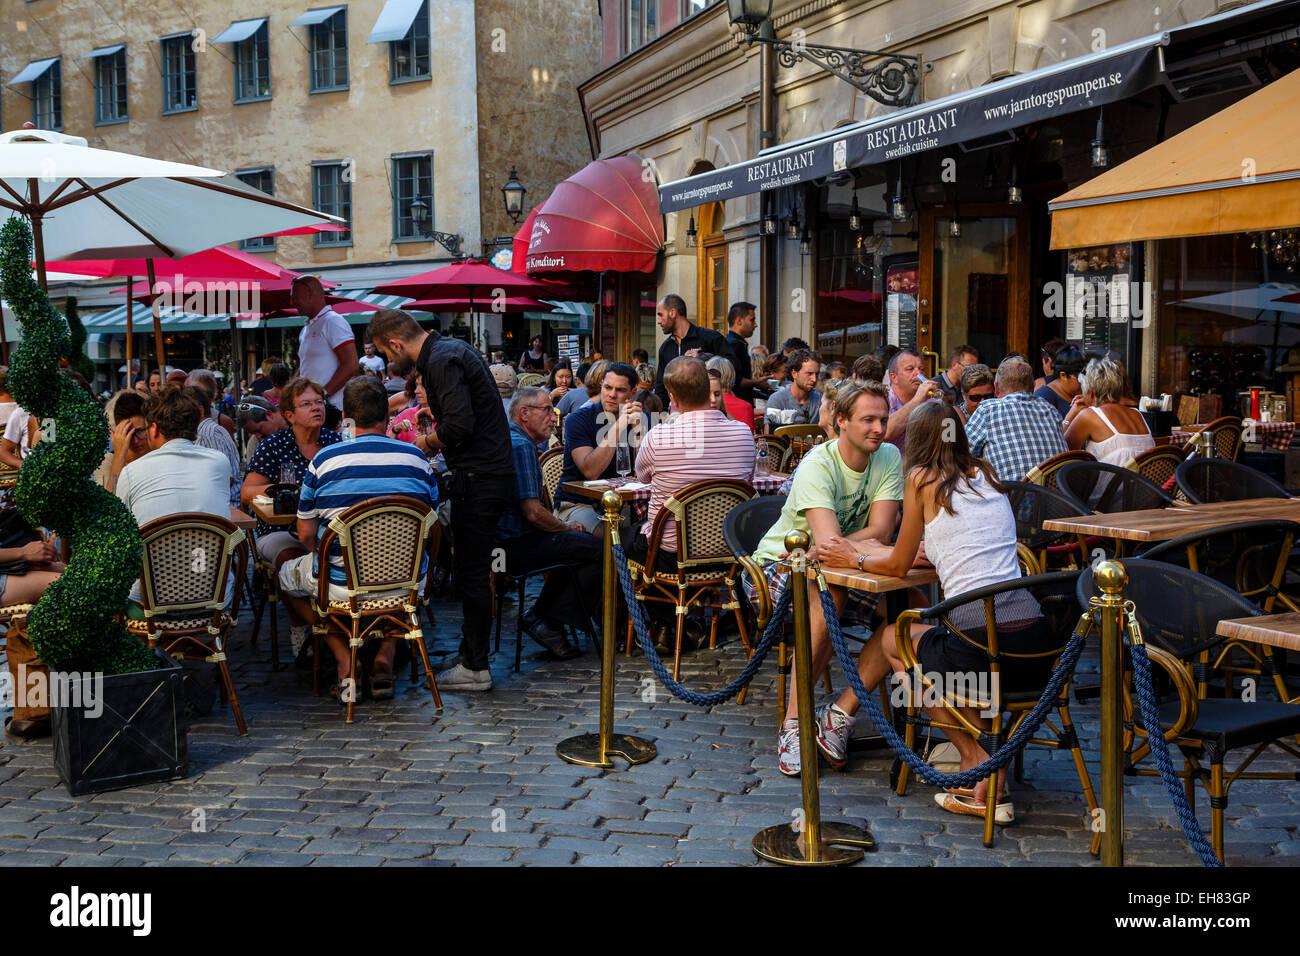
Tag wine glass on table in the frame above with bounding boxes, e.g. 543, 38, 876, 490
616, 444, 632, 481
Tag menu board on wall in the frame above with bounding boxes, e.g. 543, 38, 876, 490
1064, 243, 1135, 364
884, 258, 919, 351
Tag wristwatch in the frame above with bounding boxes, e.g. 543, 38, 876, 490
856, 552, 867, 571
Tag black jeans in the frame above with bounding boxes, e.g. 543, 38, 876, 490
449, 472, 515, 671
498, 530, 602, 630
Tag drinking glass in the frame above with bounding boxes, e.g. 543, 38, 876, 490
756, 438, 768, 473
616, 444, 631, 479
280, 462, 298, 485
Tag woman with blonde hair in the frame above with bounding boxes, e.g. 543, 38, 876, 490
706, 356, 754, 433
1063, 357, 1153, 467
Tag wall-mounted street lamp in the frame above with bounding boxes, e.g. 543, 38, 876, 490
890, 167, 908, 222
502, 165, 527, 224
409, 198, 464, 256
1091, 108, 1109, 169
848, 194, 862, 232
686, 215, 699, 248
727, 0, 920, 107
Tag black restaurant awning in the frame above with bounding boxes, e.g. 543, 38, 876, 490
657, 0, 1300, 213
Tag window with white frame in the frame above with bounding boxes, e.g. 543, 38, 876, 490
391, 152, 433, 241
234, 21, 271, 102
312, 162, 353, 246
161, 34, 197, 113
389, 0, 430, 82
309, 8, 348, 92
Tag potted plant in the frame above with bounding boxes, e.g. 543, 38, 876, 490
0, 219, 187, 795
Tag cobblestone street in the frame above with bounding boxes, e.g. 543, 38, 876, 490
1, 588, 1296, 867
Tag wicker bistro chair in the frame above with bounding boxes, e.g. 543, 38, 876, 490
1004, 481, 1091, 570
1175, 458, 1291, 505
755, 433, 790, 474
1129, 446, 1186, 489
307, 495, 442, 724
126, 512, 250, 736
1182, 415, 1245, 463
1077, 560, 1300, 862
626, 479, 757, 682
1024, 449, 1095, 491
1137, 520, 1299, 702
892, 570, 1099, 850
1056, 460, 1174, 515
539, 447, 565, 511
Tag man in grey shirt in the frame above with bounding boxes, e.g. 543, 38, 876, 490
764, 349, 823, 427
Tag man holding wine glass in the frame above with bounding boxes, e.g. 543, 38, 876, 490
551, 362, 644, 536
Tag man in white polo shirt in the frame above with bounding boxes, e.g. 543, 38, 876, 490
291, 275, 360, 409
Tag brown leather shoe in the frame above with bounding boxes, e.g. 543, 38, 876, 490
5, 716, 51, 740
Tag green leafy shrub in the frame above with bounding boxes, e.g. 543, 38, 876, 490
0, 219, 154, 674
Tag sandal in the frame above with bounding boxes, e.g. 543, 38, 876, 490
369, 666, 395, 701
934, 791, 1014, 825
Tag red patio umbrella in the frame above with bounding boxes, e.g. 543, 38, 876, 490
50, 244, 283, 379
255, 223, 350, 238
401, 295, 556, 314
372, 258, 558, 308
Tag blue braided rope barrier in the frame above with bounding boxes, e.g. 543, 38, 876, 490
820, 584, 1089, 791
611, 540, 785, 706
1127, 620, 1222, 866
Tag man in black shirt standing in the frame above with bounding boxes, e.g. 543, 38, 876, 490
722, 301, 769, 405
653, 294, 726, 406
367, 309, 515, 692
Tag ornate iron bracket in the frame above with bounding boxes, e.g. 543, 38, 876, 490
742, 33, 920, 108
425, 230, 464, 257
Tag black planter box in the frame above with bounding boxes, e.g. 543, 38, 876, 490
51, 649, 188, 796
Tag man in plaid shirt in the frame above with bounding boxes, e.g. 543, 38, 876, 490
964, 357, 1067, 481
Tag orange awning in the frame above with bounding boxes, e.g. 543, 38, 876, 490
1049, 67, 1300, 249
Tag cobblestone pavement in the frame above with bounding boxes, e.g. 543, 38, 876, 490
0, 585, 1296, 867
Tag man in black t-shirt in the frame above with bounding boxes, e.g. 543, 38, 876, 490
723, 301, 768, 405
367, 309, 515, 693
653, 294, 726, 405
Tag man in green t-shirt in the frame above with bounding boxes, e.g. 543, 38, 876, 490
746, 380, 906, 776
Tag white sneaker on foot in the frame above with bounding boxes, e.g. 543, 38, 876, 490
777, 718, 801, 777
814, 703, 855, 769
435, 662, 493, 692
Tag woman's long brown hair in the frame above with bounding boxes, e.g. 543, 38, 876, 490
901, 400, 1006, 515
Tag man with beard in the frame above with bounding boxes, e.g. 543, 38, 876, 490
365, 310, 515, 692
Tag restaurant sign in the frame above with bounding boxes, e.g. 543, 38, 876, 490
658, 41, 1162, 213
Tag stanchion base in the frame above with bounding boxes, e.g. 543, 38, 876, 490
556, 732, 658, 768
751, 822, 875, 865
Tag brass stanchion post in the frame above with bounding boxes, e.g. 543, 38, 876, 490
557, 490, 657, 768
1092, 560, 1127, 867
752, 530, 875, 865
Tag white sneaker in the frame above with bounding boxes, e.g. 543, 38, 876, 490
814, 703, 855, 769
777, 718, 801, 777
435, 662, 493, 692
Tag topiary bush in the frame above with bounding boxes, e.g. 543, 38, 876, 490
62, 296, 97, 383
0, 218, 154, 675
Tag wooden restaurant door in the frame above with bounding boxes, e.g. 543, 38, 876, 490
918, 203, 1029, 374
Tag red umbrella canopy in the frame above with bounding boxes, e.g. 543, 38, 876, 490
512, 203, 542, 275
115, 266, 341, 315
524, 155, 664, 276
48, 244, 282, 280
372, 258, 557, 302
403, 295, 556, 314
258, 299, 385, 320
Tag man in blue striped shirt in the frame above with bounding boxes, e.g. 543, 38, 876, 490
278, 377, 439, 702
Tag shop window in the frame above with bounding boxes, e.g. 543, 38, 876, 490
312, 162, 353, 246
233, 21, 271, 102
391, 152, 433, 241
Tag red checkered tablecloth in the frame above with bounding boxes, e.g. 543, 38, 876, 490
1171, 421, 1295, 452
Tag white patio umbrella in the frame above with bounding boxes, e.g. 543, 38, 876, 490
0, 127, 342, 366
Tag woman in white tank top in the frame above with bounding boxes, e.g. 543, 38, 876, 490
807, 401, 1045, 823
1063, 357, 1154, 468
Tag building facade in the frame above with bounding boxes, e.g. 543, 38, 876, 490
0, 0, 600, 384
579, 0, 1300, 408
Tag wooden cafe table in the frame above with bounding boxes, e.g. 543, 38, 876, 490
1041, 498, 1300, 546
1216, 614, 1300, 704
248, 495, 297, 528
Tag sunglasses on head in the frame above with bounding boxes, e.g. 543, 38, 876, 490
237, 402, 269, 423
